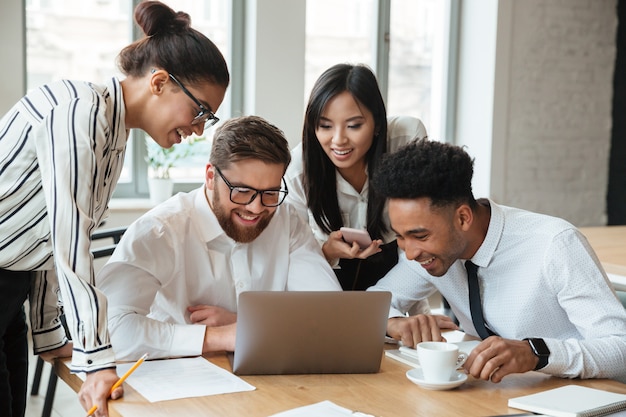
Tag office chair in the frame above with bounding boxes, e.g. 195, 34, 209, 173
30, 226, 127, 417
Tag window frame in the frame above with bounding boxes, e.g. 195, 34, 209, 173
14, 0, 458, 199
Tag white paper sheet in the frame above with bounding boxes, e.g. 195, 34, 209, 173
268, 400, 374, 417
106, 356, 255, 402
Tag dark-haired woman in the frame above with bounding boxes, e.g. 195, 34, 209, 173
286, 63, 428, 294
0, 1, 229, 416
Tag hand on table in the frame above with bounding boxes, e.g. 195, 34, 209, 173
188, 305, 237, 327
464, 336, 539, 382
386, 314, 459, 347
78, 368, 120, 417
203, 322, 237, 353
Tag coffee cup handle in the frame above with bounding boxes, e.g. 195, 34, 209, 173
456, 351, 468, 368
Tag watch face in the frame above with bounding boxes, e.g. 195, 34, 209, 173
530, 338, 550, 356
527, 338, 550, 371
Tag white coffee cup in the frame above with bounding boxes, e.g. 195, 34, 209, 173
416, 341, 468, 383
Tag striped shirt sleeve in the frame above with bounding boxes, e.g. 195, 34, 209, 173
0, 78, 127, 373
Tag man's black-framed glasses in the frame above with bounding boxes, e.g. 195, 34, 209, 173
215, 167, 289, 207
169, 73, 219, 129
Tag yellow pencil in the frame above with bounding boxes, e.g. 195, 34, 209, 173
86, 353, 148, 416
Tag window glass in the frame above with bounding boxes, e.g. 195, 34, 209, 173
304, 0, 376, 106
25, 0, 230, 189
26, 0, 133, 183
305, 0, 448, 140
388, 0, 446, 140
25, 0, 449, 196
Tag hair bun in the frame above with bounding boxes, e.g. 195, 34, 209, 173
135, 0, 191, 37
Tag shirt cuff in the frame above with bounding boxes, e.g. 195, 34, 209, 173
388, 307, 406, 319
32, 322, 68, 354
70, 346, 117, 374
537, 338, 562, 375
171, 324, 206, 357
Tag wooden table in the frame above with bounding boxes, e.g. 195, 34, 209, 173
55, 228, 626, 416
580, 226, 626, 290
55, 346, 626, 416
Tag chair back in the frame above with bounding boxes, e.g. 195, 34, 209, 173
91, 226, 127, 258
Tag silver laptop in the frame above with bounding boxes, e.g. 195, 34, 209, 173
232, 291, 392, 375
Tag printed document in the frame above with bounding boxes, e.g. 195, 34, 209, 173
85, 356, 256, 402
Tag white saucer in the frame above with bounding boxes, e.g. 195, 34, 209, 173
406, 368, 468, 391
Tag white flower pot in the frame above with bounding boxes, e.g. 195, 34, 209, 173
148, 177, 174, 205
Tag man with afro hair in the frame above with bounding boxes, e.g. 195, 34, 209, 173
368, 140, 626, 383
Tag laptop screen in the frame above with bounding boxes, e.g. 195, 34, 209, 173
232, 291, 392, 375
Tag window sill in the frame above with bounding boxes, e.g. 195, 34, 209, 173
108, 198, 154, 212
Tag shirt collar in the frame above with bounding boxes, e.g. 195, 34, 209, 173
105, 77, 128, 153
469, 199, 504, 268
336, 168, 369, 197
193, 186, 229, 244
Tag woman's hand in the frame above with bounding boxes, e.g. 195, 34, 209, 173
78, 368, 120, 417
322, 230, 382, 262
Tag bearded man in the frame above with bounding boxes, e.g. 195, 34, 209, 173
97, 115, 341, 360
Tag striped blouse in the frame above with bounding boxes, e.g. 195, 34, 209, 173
0, 77, 128, 373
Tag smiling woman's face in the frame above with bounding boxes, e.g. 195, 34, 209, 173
315, 91, 376, 175
148, 73, 226, 149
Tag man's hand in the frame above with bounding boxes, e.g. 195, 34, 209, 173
322, 230, 382, 262
463, 337, 539, 382
188, 305, 237, 327
77, 368, 120, 417
203, 322, 237, 353
39, 342, 73, 363
386, 314, 459, 347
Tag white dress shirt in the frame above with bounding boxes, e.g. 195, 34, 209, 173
97, 187, 342, 361
285, 116, 429, 313
0, 78, 127, 372
369, 199, 626, 380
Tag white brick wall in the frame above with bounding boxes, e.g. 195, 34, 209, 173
503, 0, 617, 226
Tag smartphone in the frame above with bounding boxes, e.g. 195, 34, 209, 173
340, 227, 373, 249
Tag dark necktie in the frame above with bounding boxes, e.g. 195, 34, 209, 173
465, 260, 497, 339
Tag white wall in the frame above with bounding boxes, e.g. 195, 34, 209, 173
454, 0, 501, 200
0, 0, 25, 113
243, 0, 306, 146
456, 0, 617, 226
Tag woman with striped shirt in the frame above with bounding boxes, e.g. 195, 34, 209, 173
0, 1, 229, 416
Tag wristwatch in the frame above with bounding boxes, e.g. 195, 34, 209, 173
524, 338, 550, 370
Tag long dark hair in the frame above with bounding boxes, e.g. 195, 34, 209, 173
302, 63, 388, 239
117, 1, 229, 89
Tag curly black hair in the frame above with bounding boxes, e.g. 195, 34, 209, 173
371, 140, 477, 209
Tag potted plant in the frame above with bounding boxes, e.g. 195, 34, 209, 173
145, 136, 209, 204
